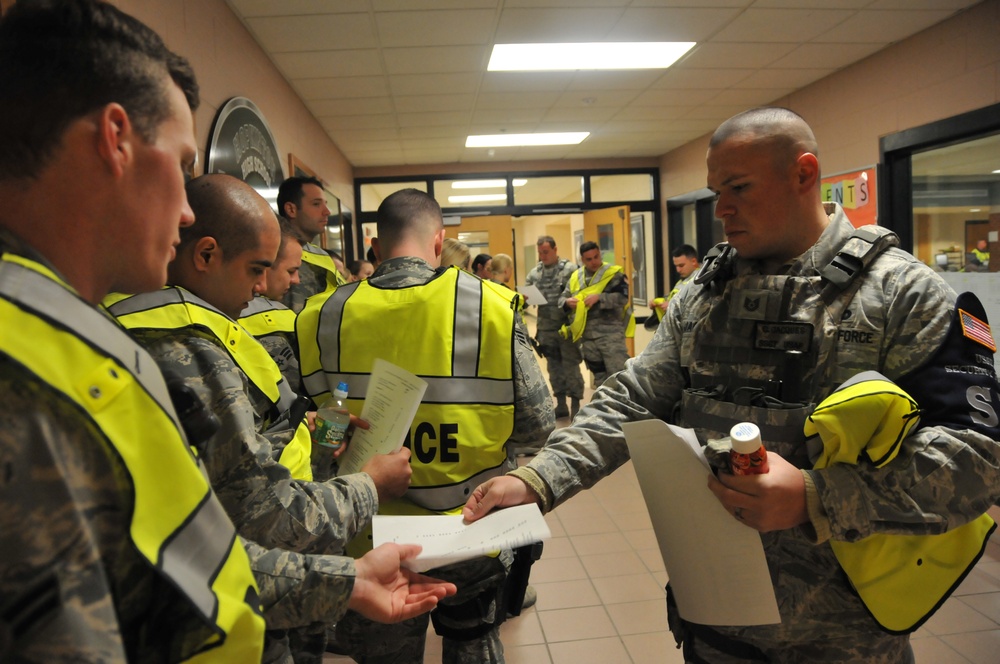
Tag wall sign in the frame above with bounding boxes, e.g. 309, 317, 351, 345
821, 166, 877, 228
206, 97, 284, 208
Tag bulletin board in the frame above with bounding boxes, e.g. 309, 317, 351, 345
821, 166, 877, 228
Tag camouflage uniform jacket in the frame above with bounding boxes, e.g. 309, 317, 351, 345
282, 239, 335, 314
525, 257, 576, 331
558, 265, 630, 339
0, 233, 220, 662
120, 289, 378, 556
518, 206, 1000, 651
366, 257, 554, 452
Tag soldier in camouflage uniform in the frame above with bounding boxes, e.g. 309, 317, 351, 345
298, 188, 555, 663
559, 241, 631, 387
108, 174, 419, 663
241, 217, 306, 394
464, 107, 1000, 663
278, 175, 344, 313
0, 3, 456, 661
526, 235, 585, 422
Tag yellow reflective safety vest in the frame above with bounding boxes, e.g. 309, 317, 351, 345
560, 263, 633, 341
302, 242, 346, 291
106, 287, 313, 481
0, 254, 265, 661
804, 371, 996, 633
299, 266, 515, 516
239, 295, 297, 336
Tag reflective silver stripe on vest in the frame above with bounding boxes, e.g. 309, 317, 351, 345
453, 271, 483, 377
406, 462, 506, 511
302, 242, 327, 257
0, 260, 237, 619
242, 296, 288, 316
3, 263, 183, 435
106, 287, 185, 317
319, 373, 514, 405
310, 281, 361, 390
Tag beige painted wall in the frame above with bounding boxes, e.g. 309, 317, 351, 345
111, 0, 355, 209
659, 0, 1000, 201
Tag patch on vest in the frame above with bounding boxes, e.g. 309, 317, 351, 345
754, 322, 813, 352
732, 289, 771, 320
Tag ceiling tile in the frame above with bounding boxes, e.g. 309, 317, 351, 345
373, 0, 500, 9
393, 94, 477, 113
397, 111, 473, 127
565, 70, 664, 91
481, 72, 575, 94
817, 9, 954, 43
649, 68, 754, 89
319, 114, 398, 131
553, 89, 641, 108
470, 109, 547, 125
768, 42, 884, 69
494, 8, 628, 42
382, 46, 489, 74
389, 73, 482, 96
708, 88, 793, 106
733, 68, 832, 88
476, 91, 561, 110
680, 42, 798, 68
245, 14, 376, 53
711, 8, 857, 43
309, 97, 395, 116
631, 88, 722, 107
375, 9, 497, 47
605, 7, 745, 42
273, 49, 383, 78
294, 76, 390, 101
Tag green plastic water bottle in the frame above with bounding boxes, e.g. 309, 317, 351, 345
312, 382, 350, 450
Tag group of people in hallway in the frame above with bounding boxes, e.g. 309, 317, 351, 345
4, 3, 1000, 664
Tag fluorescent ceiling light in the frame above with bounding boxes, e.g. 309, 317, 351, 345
466, 132, 589, 148
448, 193, 508, 203
489, 42, 695, 71
993, 169, 1000, 174
452, 179, 527, 189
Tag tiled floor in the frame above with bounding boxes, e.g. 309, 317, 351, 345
325, 314, 1000, 662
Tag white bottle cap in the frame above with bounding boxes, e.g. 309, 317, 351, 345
730, 422, 762, 454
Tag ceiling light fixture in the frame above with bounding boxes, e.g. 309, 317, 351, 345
452, 179, 527, 189
448, 193, 508, 203
466, 132, 589, 148
488, 42, 696, 71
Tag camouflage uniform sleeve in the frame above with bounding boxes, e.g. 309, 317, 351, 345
243, 539, 356, 629
257, 332, 303, 396
135, 329, 377, 556
507, 327, 555, 450
521, 306, 688, 509
597, 272, 629, 310
0, 373, 128, 663
808, 258, 1000, 542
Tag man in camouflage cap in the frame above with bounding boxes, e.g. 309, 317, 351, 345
298, 188, 555, 663
464, 107, 1000, 662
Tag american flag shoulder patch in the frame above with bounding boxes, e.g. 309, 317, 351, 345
959, 308, 997, 352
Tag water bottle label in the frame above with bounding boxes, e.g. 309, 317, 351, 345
313, 416, 349, 449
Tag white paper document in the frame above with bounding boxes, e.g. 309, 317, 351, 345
622, 420, 780, 626
372, 504, 551, 573
336, 359, 428, 477
516, 283, 547, 305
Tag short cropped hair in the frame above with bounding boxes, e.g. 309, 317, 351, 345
0, 0, 199, 180
580, 241, 599, 256
181, 175, 271, 261
671, 244, 698, 260
537, 236, 556, 250
376, 188, 443, 252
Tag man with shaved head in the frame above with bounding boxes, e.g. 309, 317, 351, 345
298, 188, 554, 662
107, 174, 423, 662
463, 107, 1000, 661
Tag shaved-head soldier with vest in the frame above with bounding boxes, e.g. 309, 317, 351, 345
298, 188, 555, 663
106, 174, 454, 662
278, 175, 345, 312
465, 107, 1000, 662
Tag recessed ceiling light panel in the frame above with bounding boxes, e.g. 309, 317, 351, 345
488, 42, 696, 71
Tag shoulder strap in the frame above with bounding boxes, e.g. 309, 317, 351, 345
820, 225, 898, 290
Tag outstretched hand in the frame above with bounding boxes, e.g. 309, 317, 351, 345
462, 475, 539, 523
707, 451, 808, 532
349, 543, 457, 623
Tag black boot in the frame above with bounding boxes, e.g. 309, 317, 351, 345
570, 397, 580, 418
554, 396, 569, 418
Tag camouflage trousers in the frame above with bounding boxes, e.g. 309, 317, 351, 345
580, 331, 629, 387
679, 625, 913, 663
262, 625, 327, 664
333, 550, 512, 663
536, 327, 584, 400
